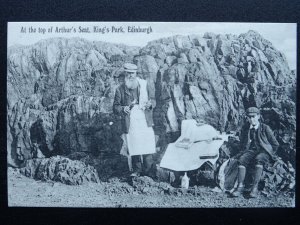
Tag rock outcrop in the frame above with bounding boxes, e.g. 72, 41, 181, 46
20, 156, 100, 185
7, 31, 296, 176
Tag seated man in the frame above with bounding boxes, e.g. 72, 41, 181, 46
232, 107, 279, 198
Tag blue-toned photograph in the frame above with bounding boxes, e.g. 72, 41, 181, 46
7, 22, 296, 207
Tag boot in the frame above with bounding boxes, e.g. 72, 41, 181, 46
142, 154, 155, 177
249, 165, 263, 198
131, 155, 142, 176
232, 165, 246, 197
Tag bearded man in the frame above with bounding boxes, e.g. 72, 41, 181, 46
113, 63, 156, 176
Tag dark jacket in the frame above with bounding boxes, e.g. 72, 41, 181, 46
113, 80, 156, 134
239, 122, 279, 159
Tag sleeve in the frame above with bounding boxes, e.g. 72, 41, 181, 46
113, 87, 124, 115
265, 125, 279, 153
161, 82, 171, 103
238, 124, 248, 151
147, 80, 156, 109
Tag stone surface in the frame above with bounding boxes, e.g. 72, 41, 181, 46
20, 156, 100, 185
7, 31, 296, 177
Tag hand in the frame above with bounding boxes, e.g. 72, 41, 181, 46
145, 101, 152, 109
124, 106, 130, 114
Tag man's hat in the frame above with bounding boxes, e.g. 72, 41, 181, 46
123, 63, 137, 73
246, 107, 260, 116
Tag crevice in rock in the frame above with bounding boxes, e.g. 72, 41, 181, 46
263, 62, 276, 82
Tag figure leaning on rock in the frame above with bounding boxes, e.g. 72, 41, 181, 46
232, 107, 279, 198
113, 63, 156, 177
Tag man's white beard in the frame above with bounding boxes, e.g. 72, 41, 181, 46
125, 77, 138, 89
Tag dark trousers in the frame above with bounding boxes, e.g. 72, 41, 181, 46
238, 150, 270, 168
132, 154, 154, 174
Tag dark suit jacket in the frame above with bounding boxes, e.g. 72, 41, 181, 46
239, 122, 279, 159
113, 81, 156, 134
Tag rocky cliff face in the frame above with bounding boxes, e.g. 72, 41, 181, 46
7, 31, 296, 169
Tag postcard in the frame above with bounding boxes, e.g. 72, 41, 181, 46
7, 22, 296, 207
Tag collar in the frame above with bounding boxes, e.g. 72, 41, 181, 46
250, 123, 260, 130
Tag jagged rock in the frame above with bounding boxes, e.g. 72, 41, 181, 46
20, 156, 100, 185
261, 158, 295, 197
7, 98, 57, 167
132, 176, 156, 189
134, 55, 159, 81
203, 32, 217, 39
165, 56, 177, 66
86, 49, 107, 67
104, 179, 134, 195
131, 176, 174, 195
173, 35, 193, 49
187, 48, 202, 63
7, 39, 135, 166
93, 41, 124, 60
53, 103, 122, 156
189, 35, 209, 48
140, 37, 177, 59
115, 43, 140, 56
177, 53, 189, 64
7, 31, 296, 176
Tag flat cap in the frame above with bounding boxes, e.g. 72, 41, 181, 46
123, 63, 137, 72
246, 107, 260, 116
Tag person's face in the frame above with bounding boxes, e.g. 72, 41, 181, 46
247, 114, 260, 126
125, 71, 137, 81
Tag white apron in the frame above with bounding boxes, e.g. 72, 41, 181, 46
125, 105, 156, 156
120, 78, 156, 170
